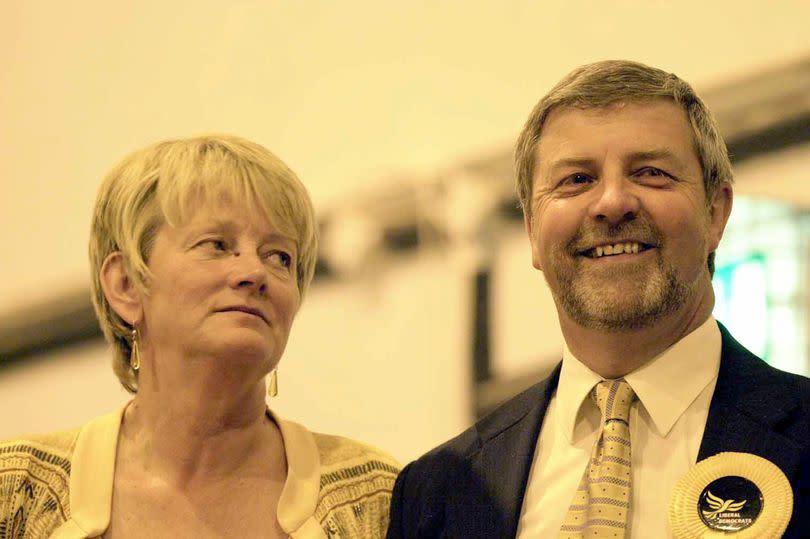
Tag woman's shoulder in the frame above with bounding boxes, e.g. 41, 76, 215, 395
0, 409, 124, 537
1, 407, 123, 469
270, 411, 400, 472
305, 430, 400, 539
0, 426, 81, 471
310, 430, 400, 472
269, 413, 402, 538
0, 427, 81, 536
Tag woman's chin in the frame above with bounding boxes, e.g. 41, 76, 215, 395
201, 335, 277, 367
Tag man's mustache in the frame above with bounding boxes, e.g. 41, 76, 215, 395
566, 217, 664, 254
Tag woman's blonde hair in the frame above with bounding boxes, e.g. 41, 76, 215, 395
89, 135, 318, 392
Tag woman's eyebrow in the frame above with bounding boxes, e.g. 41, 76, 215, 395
261, 233, 296, 248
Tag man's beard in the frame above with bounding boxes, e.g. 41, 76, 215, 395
546, 218, 702, 331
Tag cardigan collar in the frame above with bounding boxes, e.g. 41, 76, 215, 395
53, 405, 325, 538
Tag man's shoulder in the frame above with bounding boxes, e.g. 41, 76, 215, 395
405, 365, 561, 479
747, 357, 810, 428
718, 325, 810, 409
744, 352, 810, 397
710, 324, 810, 468
714, 326, 810, 538
387, 369, 560, 538
734, 353, 810, 435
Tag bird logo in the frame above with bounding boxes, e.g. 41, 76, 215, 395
701, 490, 747, 520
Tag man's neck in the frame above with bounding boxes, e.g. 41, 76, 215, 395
559, 301, 714, 379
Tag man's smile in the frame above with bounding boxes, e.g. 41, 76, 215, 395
580, 241, 656, 258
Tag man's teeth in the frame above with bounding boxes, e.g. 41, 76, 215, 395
593, 242, 641, 257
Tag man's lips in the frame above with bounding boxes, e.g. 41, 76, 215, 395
218, 306, 269, 324
577, 240, 656, 259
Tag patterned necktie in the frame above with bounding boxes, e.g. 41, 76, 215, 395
559, 379, 636, 538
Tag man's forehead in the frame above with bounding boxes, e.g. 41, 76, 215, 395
540, 98, 688, 132
534, 100, 697, 167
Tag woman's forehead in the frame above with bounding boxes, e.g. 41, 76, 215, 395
186, 202, 294, 235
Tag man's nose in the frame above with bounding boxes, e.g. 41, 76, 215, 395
587, 174, 641, 225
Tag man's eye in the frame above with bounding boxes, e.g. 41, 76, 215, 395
636, 167, 669, 178
634, 167, 676, 186
561, 173, 593, 186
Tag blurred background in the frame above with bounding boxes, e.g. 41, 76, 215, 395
1, 1, 808, 464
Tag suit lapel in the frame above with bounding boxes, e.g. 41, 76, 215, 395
463, 364, 561, 538
698, 324, 804, 478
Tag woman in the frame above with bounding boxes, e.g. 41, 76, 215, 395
0, 135, 399, 538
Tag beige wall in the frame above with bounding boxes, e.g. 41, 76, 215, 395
2, 1, 810, 461
3, 1, 810, 309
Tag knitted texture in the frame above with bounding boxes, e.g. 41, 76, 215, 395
0, 426, 399, 538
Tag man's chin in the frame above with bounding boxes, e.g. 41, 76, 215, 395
577, 259, 655, 282
561, 284, 671, 331
575, 275, 652, 301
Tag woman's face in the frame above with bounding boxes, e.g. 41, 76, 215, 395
137, 203, 301, 377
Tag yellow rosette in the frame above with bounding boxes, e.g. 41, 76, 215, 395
668, 452, 792, 538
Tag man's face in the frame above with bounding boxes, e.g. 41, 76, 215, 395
525, 99, 731, 330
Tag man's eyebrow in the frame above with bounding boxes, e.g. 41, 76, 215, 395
545, 157, 598, 172
547, 150, 684, 167
627, 149, 681, 163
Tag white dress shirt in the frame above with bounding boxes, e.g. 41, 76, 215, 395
516, 317, 722, 538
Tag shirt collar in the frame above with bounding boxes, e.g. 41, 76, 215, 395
557, 316, 721, 442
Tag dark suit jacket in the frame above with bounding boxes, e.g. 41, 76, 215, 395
387, 324, 810, 538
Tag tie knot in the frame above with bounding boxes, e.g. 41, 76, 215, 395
593, 379, 635, 423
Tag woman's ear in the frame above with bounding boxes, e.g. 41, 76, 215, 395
99, 252, 143, 325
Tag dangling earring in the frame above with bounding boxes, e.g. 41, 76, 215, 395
130, 327, 141, 372
267, 368, 278, 397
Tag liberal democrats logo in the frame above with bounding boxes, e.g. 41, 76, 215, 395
698, 476, 762, 532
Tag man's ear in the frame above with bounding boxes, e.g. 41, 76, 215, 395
707, 182, 733, 253
99, 252, 143, 325
524, 210, 543, 271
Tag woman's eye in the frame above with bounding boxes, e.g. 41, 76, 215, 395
196, 238, 228, 251
208, 239, 228, 251
265, 251, 293, 269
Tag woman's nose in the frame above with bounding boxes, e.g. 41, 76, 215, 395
228, 251, 268, 294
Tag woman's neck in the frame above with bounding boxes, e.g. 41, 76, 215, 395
118, 378, 282, 487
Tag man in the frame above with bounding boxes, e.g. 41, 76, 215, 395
387, 60, 810, 538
